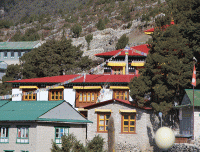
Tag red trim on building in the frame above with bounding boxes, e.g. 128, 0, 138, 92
83, 98, 152, 110
7, 74, 140, 84
95, 44, 149, 57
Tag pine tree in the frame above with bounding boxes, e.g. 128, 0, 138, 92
115, 34, 129, 50
20, 38, 94, 78
129, 25, 193, 115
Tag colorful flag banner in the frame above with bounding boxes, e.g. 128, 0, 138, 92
192, 65, 196, 87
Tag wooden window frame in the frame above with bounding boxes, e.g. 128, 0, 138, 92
22, 89, 36, 101
0, 126, 9, 143
121, 113, 136, 134
16, 126, 29, 144
49, 89, 63, 101
113, 89, 129, 101
97, 112, 111, 133
55, 127, 69, 144
76, 90, 99, 103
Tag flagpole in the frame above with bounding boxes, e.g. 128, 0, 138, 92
192, 60, 195, 140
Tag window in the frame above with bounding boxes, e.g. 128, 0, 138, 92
121, 113, 136, 133
113, 67, 122, 75
113, 90, 129, 100
22, 89, 36, 101
21, 151, 29, 152
55, 127, 69, 144
0, 126, 9, 143
11, 51, 14, 58
4, 51, 7, 58
97, 113, 110, 133
76, 90, 100, 108
16, 126, 29, 144
49, 89, 63, 101
18, 51, 21, 58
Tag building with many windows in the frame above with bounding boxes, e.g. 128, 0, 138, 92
3, 44, 157, 151
0, 41, 41, 79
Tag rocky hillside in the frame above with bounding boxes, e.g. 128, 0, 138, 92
0, 0, 169, 59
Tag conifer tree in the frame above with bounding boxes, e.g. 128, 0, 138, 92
115, 34, 129, 50
20, 38, 94, 78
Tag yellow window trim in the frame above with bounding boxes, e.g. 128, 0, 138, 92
110, 86, 129, 89
73, 86, 102, 89
119, 109, 136, 113
107, 62, 126, 66
19, 86, 38, 89
78, 108, 88, 111
95, 109, 112, 113
144, 32, 153, 35
46, 86, 64, 89
131, 62, 145, 67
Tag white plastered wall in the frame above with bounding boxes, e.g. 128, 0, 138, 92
12, 88, 22, 101
37, 90, 48, 101
64, 89, 76, 107
101, 89, 113, 101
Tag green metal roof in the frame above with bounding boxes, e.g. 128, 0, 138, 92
0, 41, 40, 50
185, 89, 200, 106
0, 100, 10, 107
37, 118, 92, 123
0, 100, 64, 121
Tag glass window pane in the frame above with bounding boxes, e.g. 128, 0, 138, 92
106, 115, 110, 119
100, 120, 104, 125
87, 93, 90, 101
99, 126, 104, 131
106, 120, 109, 125
52, 96, 54, 99
130, 115, 135, 120
99, 115, 104, 119
130, 127, 135, 131
124, 121, 128, 125
130, 121, 135, 125
91, 93, 94, 101
79, 93, 82, 101
124, 115, 128, 119
56, 95, 58, 99
124, 127, 128, 131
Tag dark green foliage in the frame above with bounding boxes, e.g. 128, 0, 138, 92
51, 134, 104, 152
0, 64, 21, 96
0, 19, 14, 29
71, 24, 82, 38
51, 140, 62, 152
62, 134, 77, 152
127, 22, 132, 29
115, 34, 129, 50
85, 34, 93, 50
72, 140, 86, 152
108, 115, 115, 152
10, 28, 40, 41
104, 17, 110, 25
96, 19, 105, 30
20, 38, 94, 79
129, 25, 194, 115
87, 135, 104, 152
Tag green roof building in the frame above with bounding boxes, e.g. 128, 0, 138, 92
0, 100, 92, 152
0, 41, 41, 79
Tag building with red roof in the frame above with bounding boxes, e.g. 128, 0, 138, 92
144, 20, 175, 35
95, 44, 149, 75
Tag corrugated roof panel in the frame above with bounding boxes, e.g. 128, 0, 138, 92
0, 100, 10, 107
0, 100, 63, 121
0, 41, 40, 50
185, 89, 200, 106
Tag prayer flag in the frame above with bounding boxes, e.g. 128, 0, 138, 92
192, 65, 196, 87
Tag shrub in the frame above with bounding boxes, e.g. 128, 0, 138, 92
85, 34, 93, 50
96, 19, 105, 30
71, 24, 82, 38
87, 135, 104, 152
116, 34, 129, 50
72, 140, 86, 152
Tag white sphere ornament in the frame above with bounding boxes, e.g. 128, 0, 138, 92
155, 127, 175, 150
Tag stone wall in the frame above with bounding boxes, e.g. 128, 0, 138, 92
87, 101, 155, 151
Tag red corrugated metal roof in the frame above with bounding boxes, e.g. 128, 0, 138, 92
144, 21, 175, 33
95, 44, 149, 57
7, 74, 139, 83
83, 98, 152, 110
